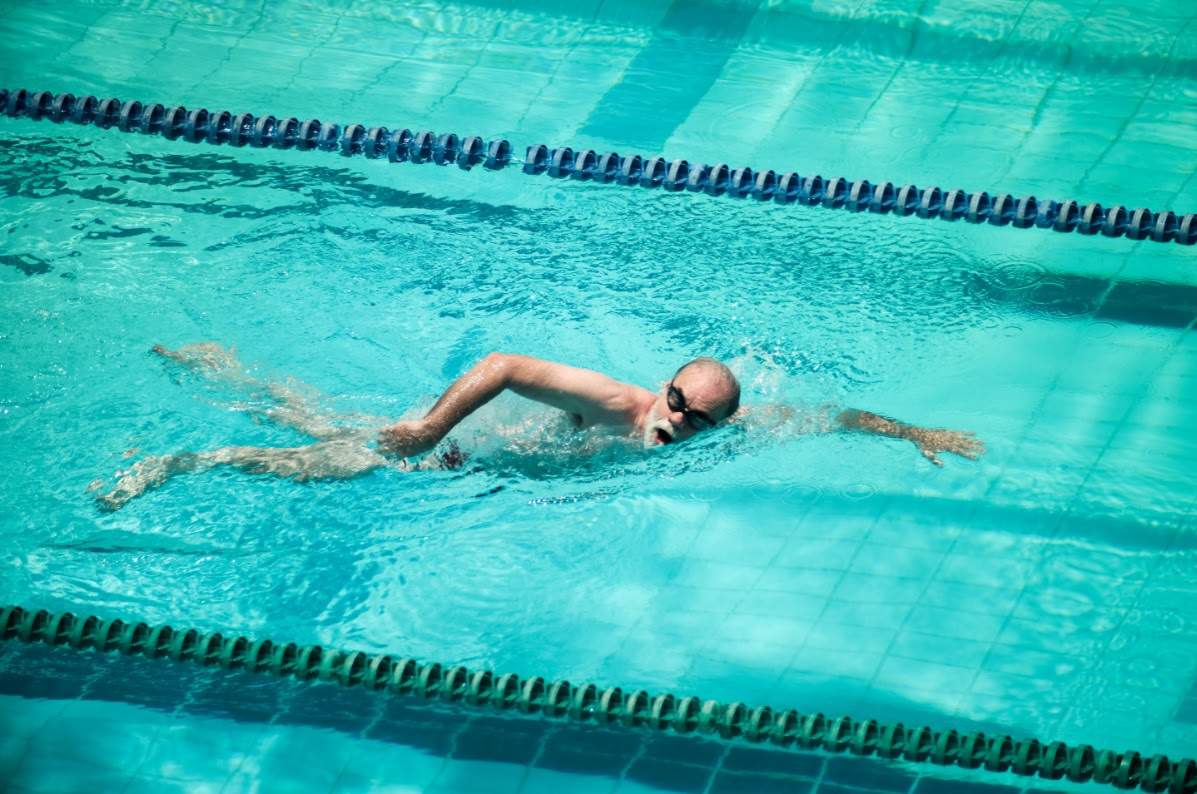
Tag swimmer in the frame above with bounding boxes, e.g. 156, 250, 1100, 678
93, 344, 985, 511
374, 353, 982, 464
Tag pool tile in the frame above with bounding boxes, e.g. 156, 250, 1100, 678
918, 580, 1022, 617
873, 656, 977, 693
738, 588, 829, 621
0, 693, 70, 739
889, 631, 992, 669
85, 663, 208, 712
934, 552, 1034, 590
650, 608, 741, 647
717, 613, 813, 653
752, 563, 843, 595
0, 731, 30, 783
803, 622, 896, 655
366, 703, 459, 757
121, 775, 222, 793
771, 670, 870, 717
823, 756, 918, 792
332, 735, 446, 792
225, 723, 354, 792
832, 573, 930, 605
865, 514, 963, 553
601, 635, 696, 685
845, 546, 945, 581
774, 538, 863, 571
275, 682, 381, 735
709, 770, 815, 793
625, 757, 712, 793
905, 605, 1007, 643
978, 642, 1088, 682
0, 671, 88, 702
1153, 723, 1197, 761
455, 716, 544, 765
7, 748, 145, 794
850, 690, 947, 729
672, 560, 764, 591
1068, 687, 1175, 720
818, 599, 911, 630
993, 618, 1109, 659
721, 744, 823, 778
685, 653, 786, 705
188, 675, 294, 725
1058, 705, 1163, 750
31, 698, 167, 772
968, 670, 1068, 702
653, 586, 746, 616
640, 733, 725, 767
914, 777, 1021, 794
792, 648, 882, 682
797, 506, 884, 541
431, 759, 528, 794
519, 767, 614, 794
136, 718, 260, 785
689, 524, 787, 565
538, 724, 641, 778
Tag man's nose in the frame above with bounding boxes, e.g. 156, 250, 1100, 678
668, 409, 685, 426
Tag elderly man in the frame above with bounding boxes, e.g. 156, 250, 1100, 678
94, 344, 983, 510
376, 352, 741, 454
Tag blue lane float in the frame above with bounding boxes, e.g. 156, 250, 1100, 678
0, 86, 1192, 245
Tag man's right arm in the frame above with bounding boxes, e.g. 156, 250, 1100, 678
743, 404, 985, 467
835, 408, 985, 467
377, 353, 643, 457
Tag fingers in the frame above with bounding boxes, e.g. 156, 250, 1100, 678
944, 434, 987, 460
922, 448, 944, 467
934, 437, 986, 463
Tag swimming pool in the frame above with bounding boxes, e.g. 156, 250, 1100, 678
1, 0, 1196, 791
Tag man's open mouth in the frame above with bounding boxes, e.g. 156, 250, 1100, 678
654, 428, 673, 445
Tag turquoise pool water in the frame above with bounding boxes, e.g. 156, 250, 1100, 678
1, 0, 1196, 791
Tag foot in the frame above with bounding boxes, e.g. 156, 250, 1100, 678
151, 342, 238, 371
93, 453, 198, 511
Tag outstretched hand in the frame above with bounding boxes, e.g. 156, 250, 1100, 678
908, 428, 986, 468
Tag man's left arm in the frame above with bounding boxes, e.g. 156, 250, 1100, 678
377, 353, 642, 458
835, 409, 986, 467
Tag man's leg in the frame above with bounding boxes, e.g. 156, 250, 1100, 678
95, 438, 391, 511
94, 452, 205, 512
205, 438, 390, 481
152, 343, 388, 441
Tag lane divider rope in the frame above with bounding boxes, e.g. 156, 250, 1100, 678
2, 87, 1193, 246
2, 605, 1194, 793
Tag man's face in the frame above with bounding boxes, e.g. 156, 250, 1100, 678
643, 366, 732, 447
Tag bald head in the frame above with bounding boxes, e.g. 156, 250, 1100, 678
673, 358, 740, 422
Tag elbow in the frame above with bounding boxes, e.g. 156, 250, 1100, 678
481, 352, 511, 374
480, 352, 515, 384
